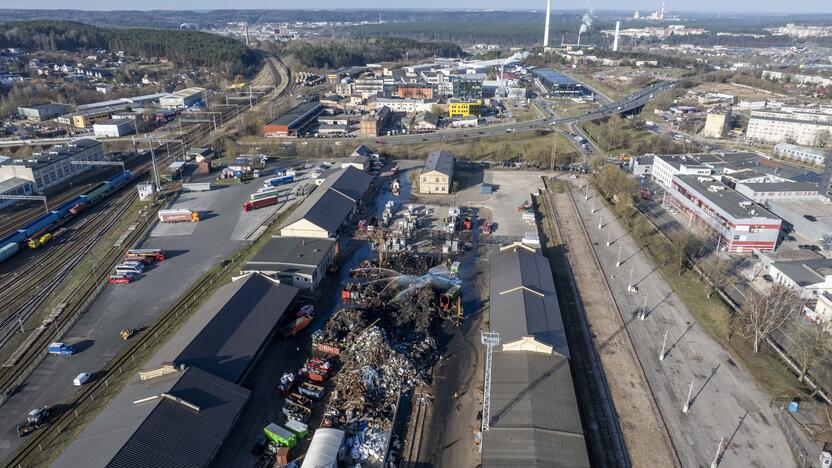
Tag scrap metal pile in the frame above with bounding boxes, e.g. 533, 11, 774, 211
311, 268, 453, 465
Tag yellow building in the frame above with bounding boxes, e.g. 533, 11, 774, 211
449, 100, 481, 118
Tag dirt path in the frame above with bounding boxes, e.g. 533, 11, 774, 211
546, 180, 678, 468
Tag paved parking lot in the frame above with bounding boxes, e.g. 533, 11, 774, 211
0, 167, 311, 458
569, 178, 794, 468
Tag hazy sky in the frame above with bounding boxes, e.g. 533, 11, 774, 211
2, 1, 830, 14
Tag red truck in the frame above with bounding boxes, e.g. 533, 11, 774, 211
243, 195, 279, 212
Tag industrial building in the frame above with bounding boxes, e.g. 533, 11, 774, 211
775, 143, 829, 166
160, 87, 205, 109
665, 174, 782, 252
358, 106, 391, 137
449, 100, 482, 118
92, 118, 135, 138
0, 175, 34, 209
483, 242, 590, 467
374, 98, 434, 114
734, 181, 820, 203
419, 150, 454, 194
397, 83, 435, 100
650, 153, 762, 188
243, 236, 337, 289
17, 103, 71, 121
769, 258, 832, 299
280, 166, 372, 238
341, 154, 370, 171
0, 139, 104, 192
407, 111, 439, 131
53, 273, 300, 468
701, 108, 732, 138
531, 68, 586, 97
264, 102, 324, 137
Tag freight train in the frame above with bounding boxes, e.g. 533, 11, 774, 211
0, 170, 132, 264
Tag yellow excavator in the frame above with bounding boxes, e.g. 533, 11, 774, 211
120, 329, 136, 340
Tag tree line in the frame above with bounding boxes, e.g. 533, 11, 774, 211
0, 21, 261, 77
270, 37, 463, 69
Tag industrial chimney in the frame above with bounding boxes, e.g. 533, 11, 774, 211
543, 0, 552, 48
613, 21, 620, 52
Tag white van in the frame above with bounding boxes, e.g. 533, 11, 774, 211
73, 372, 91, 386
115, 264, 143, 275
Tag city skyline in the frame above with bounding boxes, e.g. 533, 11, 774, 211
3, 1, 831, 14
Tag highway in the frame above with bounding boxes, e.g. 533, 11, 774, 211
358, 80, 675, 146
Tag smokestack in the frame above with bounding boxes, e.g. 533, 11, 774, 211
543, 0, 552, 48
577, 30, 582, 47
244, 22, 250, 46
613, 21, 620, 52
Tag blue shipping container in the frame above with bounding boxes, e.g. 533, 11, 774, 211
106, 171, 131, 190
24, 212, 60, 237
264, 175, 294, 187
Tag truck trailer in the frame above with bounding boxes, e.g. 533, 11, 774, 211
158, 209, 199, 223
243, 196, 279, 212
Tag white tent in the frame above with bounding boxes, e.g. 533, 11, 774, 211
301, 428, 345, 468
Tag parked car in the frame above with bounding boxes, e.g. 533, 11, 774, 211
109, 274, 132, 285
804, 214, 818, 222
73, 372, 91, 386
799, 244, 820, 252
762, 274, 773, 283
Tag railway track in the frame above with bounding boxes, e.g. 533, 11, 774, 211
540, 177, 681, 467
0, 61, 292, 465
537, 179, 631, 468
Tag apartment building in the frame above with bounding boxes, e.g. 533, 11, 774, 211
746, 108, 832, 146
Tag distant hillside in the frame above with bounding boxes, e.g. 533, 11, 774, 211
0, 20, 261, 76
276, 37, 464, 69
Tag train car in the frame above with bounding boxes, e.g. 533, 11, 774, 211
23, 212, 60, 238
105, 171, 131, 191
69, 202, 87, 216
0, 243, 19, 263
83, 183, 109, 204
53, 196, 84, 218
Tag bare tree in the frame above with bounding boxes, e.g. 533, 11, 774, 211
792, 319, 827, 383
669, 231, 703, 276
700, 255, 733, 298
737, 285, 803, 353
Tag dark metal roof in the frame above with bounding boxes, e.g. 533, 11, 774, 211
53, 367, 250, 468
266, 101, 323, 129
489, 244, 569, 357
280, 166, 371, 235
532, 68, 582, 87
484, 243, 589, 467
175, 274, 299, 383
422, 150, 454, 176
248, 236, 336, 270
483, 352, 589, 468
107, 367, 250, 468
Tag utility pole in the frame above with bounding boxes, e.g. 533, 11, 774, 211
480, 330, 501, 453
710, 437, 724, 468
585, 183, 590, 200
659, 330, 668, 361
590, 197, 595, 214
598, 213, 603, 230
606, 227, 612, 247
616, 243, 622, 267
683, 379, 694, 413
639, 294, 648, 320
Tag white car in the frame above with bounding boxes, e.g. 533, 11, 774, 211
74, 372, 91, 386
